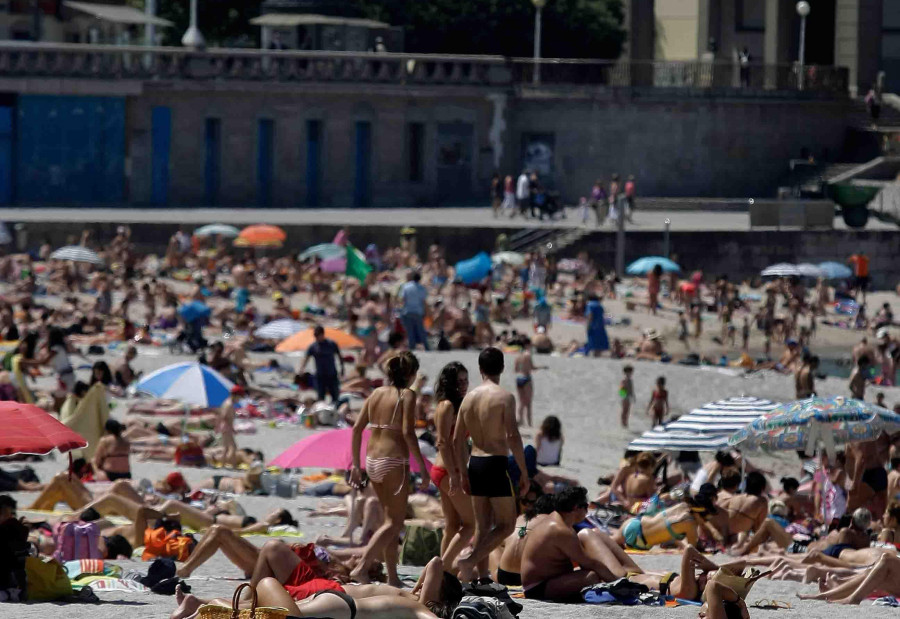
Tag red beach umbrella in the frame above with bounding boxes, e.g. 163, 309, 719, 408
0, 402, 88, 456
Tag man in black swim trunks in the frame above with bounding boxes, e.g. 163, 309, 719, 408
453, 347, 529, 583
847, 432, 891, 519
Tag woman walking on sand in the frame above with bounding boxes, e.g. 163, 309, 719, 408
429, 362, 475, 572
584, 294, 610, 357
350, 351, 431, 585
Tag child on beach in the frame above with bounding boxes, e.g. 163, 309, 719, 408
647, 376, 669, 427
619, 365, 635, 427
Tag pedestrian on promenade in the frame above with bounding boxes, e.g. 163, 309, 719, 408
515, 169, 531, 219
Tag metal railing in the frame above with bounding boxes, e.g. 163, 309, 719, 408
0, 42, 849, 94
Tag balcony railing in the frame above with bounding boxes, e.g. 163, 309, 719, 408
0, 42, 849, 94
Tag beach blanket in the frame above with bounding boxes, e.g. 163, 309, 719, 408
60, 382, 109, 459
70, 575, 149, 593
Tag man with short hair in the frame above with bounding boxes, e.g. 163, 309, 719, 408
520, 486, 619, 602
0, 495, 16, 525
399, 271, 429, 351
300, 325, 344, 403
453, 347, 529, 582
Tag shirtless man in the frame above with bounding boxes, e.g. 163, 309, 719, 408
846, 432, 891, 517
452, 347, 529, 582
852, 337, 875, 365
218, 385, 242, 468
848, 355, 869, 400
514, 339, 546, 427
521, 486, 637, 602
114, 345, 140, 388
794, 353, 817, 399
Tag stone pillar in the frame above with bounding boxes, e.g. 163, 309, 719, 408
836, 0, 882, 97
764, 0, 791, 89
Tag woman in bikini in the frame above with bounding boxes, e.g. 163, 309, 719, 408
429, 362, 474, 572
624, 452, 658, 511
613, 483, 724, 550
92, 418, 132, 481
349, 351, 431, 586
646, 376, 669, 427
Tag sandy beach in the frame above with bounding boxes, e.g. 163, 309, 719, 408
8, 343, 900, 619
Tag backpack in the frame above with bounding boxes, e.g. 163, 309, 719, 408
24, 556, 72, 601
452, 596, 517, 619
53, 521, 102, 563
398, 524, 442, 566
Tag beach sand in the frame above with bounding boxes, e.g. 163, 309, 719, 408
8, 347, 900, 618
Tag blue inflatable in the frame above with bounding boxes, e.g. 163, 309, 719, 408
455, 252, 492, 285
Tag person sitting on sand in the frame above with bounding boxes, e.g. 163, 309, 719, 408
757, 339, 801, 373
623, 452, 658, 509
712, 471, 769, 548
490, 484, 548, 586
635, 329, 666, 361
613, 484, 724, 551
521, 486, 648, 602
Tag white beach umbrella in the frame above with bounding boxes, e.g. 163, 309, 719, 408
760, 263, 800, 277
49, 246, 104, 265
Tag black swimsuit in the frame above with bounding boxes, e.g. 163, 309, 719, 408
288, 589, 357, 619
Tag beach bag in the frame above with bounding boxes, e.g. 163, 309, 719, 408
198, 582, 289, 619
24, 556, 72, 601
53, 521, 102, 563
175, 442, 207, 467
452, 596, 516, 619
142, 528, 196, 562
399, 524, 442, 566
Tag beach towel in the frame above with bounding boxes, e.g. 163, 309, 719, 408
60, 383, 109, 459
69, 575, 149, 593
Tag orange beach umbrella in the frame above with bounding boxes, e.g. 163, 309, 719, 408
276, 328, 364, 353
234, 224, 287, 248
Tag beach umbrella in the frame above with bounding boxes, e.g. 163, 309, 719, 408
728, 396, 900, 457
0, 223, 12, 245
320, 256, 347, 274
178, 300, 211, 324
0, 402, 88, 456
254, 319, 307, 340
194, 224, 240, 238
760, 263, 800, 277
796, 263, 824, 278
626, 256, 681, 275
491, 251, 525, 266
628, 396, 780, 452
49, 246, 104, 265
455, 252, 492, 285
298, 243, 344, 261
818, 261, 852, 280
275, 327, 364, 353
235, 224, 287, 248
135, 362, 235, 408
270, 427, 432, 474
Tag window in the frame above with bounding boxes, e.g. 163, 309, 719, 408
407, 122, 424, 182
735, 0, 764, 31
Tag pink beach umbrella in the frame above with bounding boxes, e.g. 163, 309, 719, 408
270, 427, 432, 474
320, 256, 346, 274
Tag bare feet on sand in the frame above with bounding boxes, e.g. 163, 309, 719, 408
170, 585, 204, 619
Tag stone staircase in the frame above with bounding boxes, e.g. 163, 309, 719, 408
509, 225, 593, 255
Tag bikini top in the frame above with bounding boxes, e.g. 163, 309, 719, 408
370, 388, 407, 431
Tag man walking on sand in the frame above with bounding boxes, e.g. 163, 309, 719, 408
453, 347, 529, 582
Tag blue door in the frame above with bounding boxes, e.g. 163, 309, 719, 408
354, 121, 371, 207
257, 119, 274, 207
204, 118, 221, 206
0, 107, 12, 204
305, 119, 321, 207
151, 106, 171, 206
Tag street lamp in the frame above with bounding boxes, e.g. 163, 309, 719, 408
532, 0, 547, 85
181, 0, 205, 49
796, 1, 810, 90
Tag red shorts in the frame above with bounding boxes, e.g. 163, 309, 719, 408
283, 554, 344, 601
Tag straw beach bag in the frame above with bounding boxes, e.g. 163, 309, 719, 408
197, 583, 289, 619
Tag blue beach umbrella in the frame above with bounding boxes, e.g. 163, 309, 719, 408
817, 261, 852, 280
194, 224, 240, 238
135, 362, 235, 408
728, 396, 900, 457
626, 256, 681, 276
455, 252, 492, 285
178, 300, 211, 324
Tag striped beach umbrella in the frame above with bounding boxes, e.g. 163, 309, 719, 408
628, 396, 780, 452
50, 246, 104, 265
194, 224, 240, 238
134, 362, 234, 408
760, 263, 800, 277
254, 319, 307, 340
